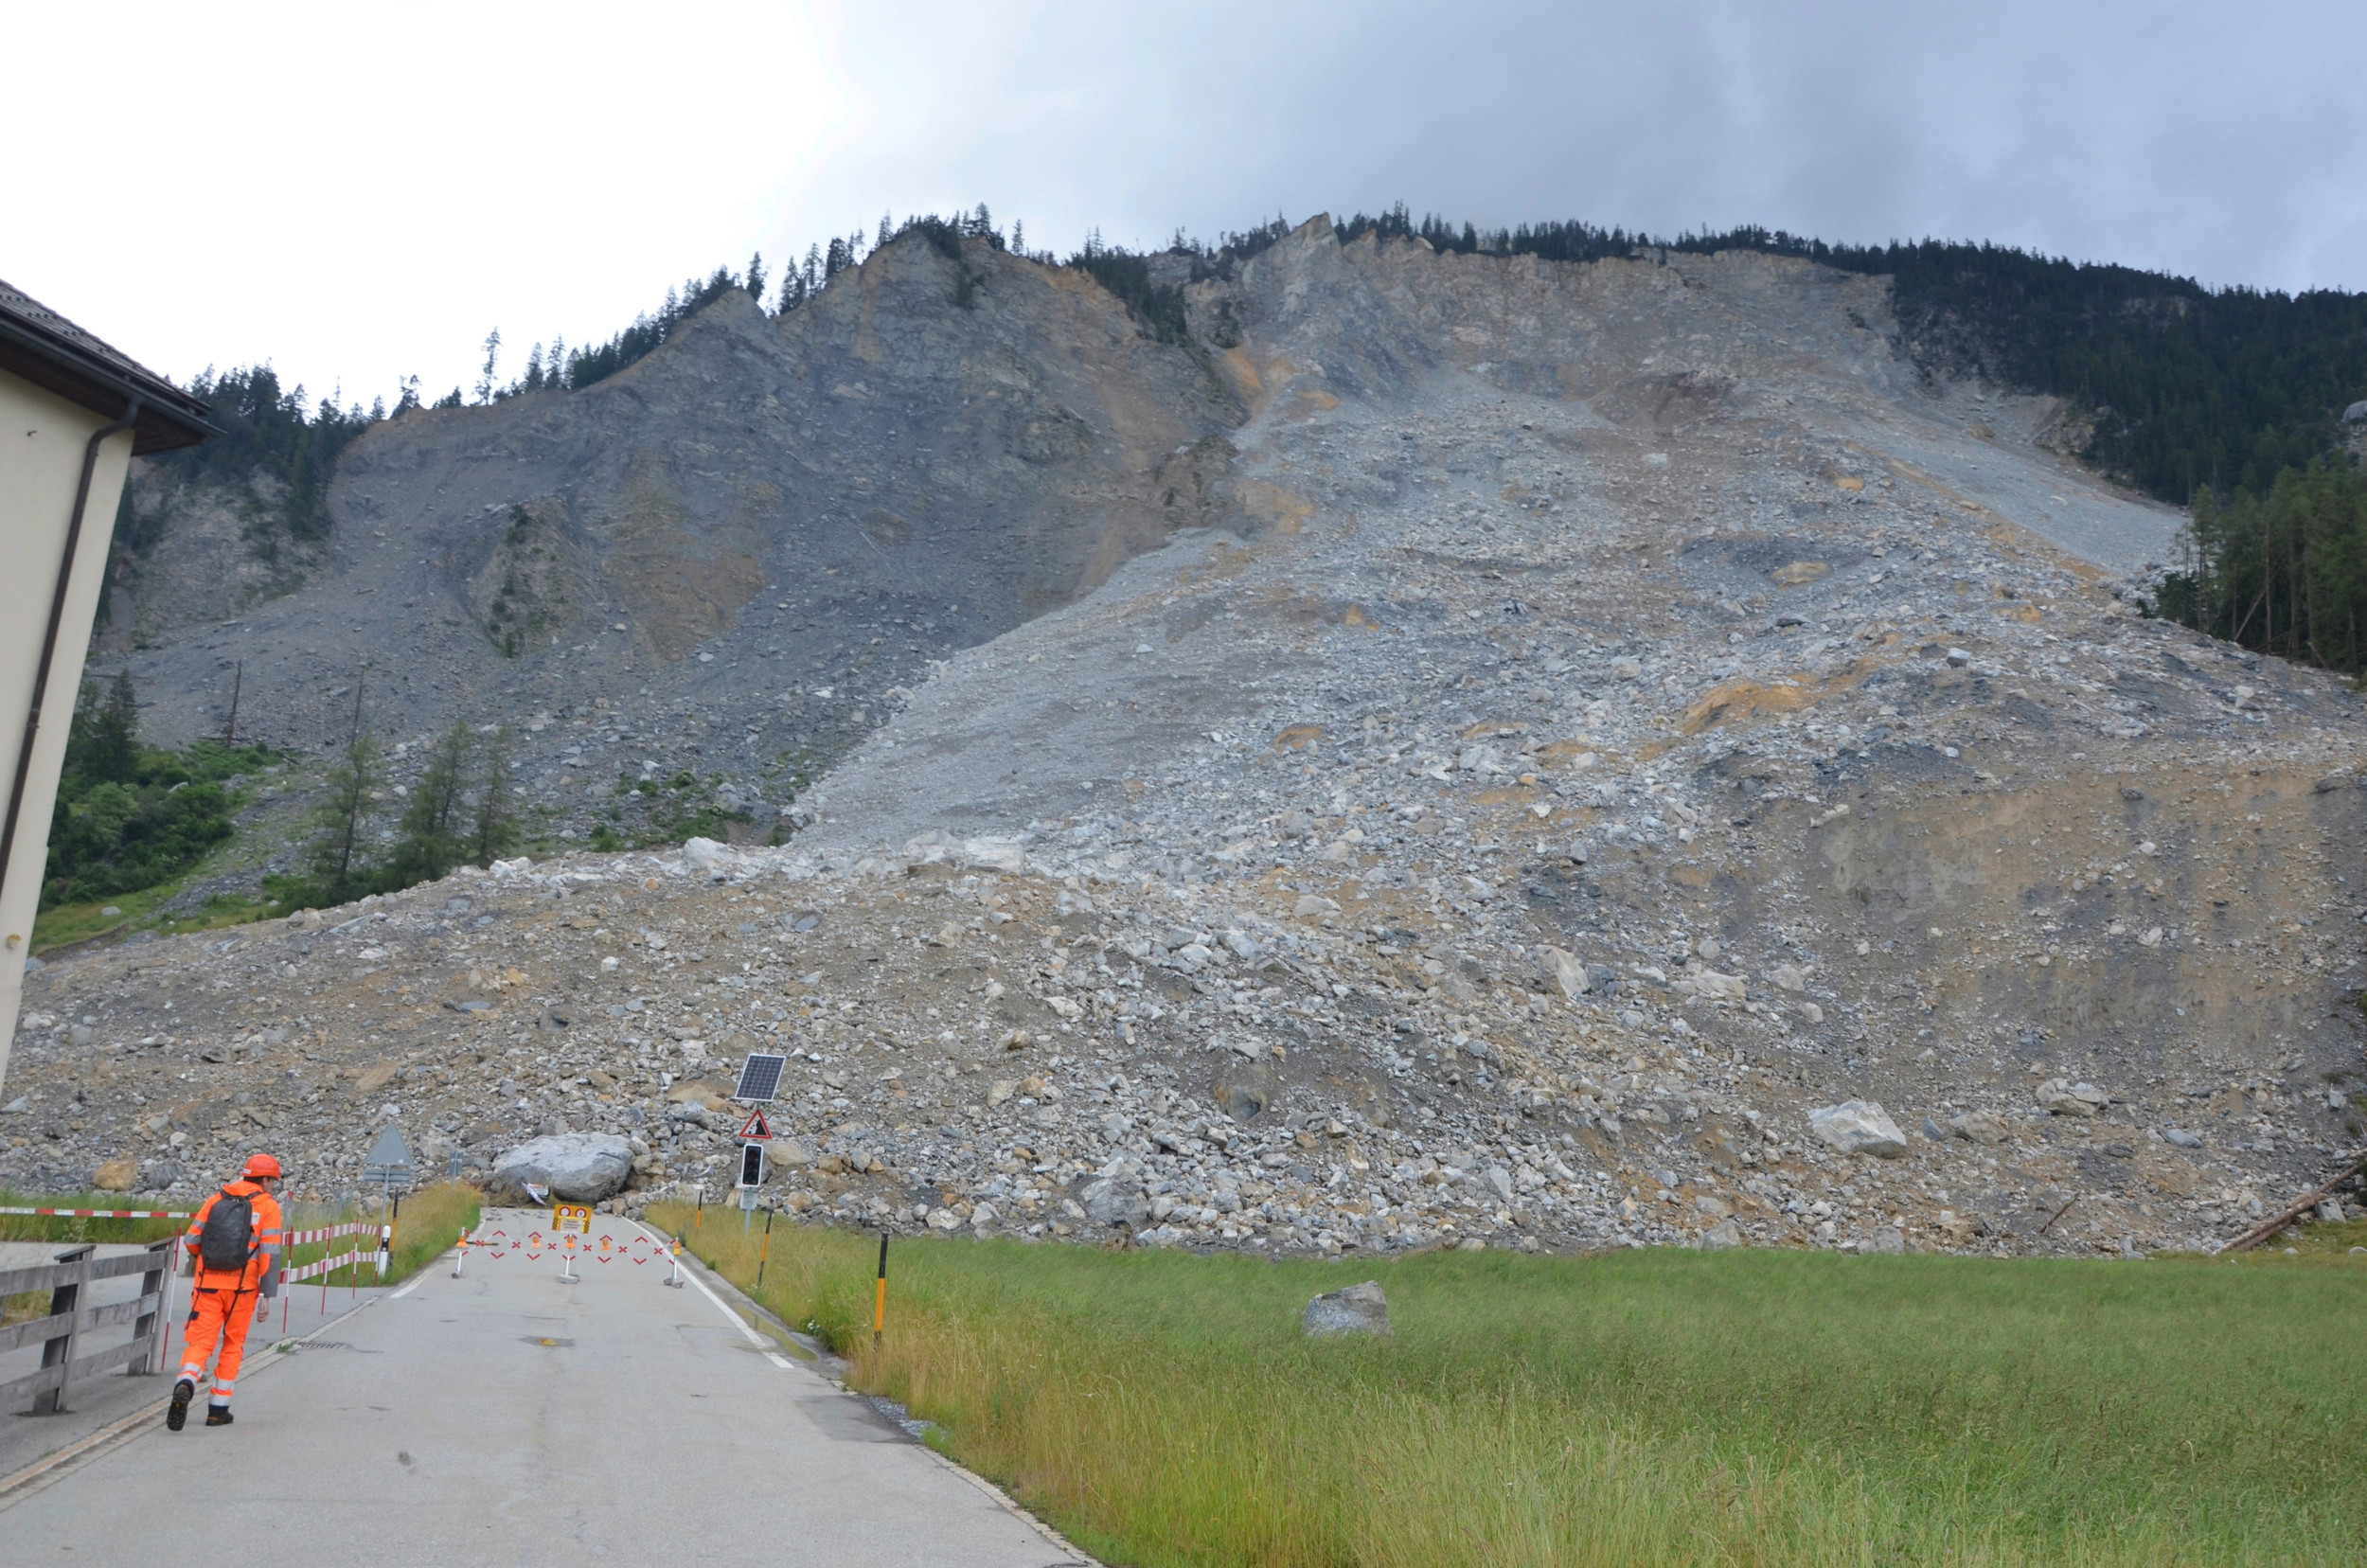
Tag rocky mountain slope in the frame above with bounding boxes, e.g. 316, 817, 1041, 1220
11, 218, 2366, 1259
105, 234, 1239, 845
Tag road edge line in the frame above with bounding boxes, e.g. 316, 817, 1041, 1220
633, 1218, 1102, 1568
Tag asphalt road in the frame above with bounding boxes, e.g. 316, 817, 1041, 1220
1, 1210, 1089, 1566
0, 1240, 383, 1480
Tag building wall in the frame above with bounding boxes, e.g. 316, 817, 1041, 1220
0, 375, 133, 1090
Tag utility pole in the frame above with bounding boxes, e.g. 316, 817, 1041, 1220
222, 660, 241, 747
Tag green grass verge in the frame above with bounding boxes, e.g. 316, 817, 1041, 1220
654, 1206, 2367, 1567
287, 1183, 481, 1290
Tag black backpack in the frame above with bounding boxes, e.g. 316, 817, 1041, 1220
197, 1189, 256, 1272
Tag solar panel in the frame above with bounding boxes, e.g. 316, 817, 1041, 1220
734, 1052, 787, 1103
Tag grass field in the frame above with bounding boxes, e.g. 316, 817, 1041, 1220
656, 1206, 2367, 1567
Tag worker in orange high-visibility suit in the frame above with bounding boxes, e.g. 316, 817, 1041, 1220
169, 1153, 285, 1431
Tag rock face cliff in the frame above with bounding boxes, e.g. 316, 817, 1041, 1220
110, 235, 1241, 789
19, 218, 2365, 1263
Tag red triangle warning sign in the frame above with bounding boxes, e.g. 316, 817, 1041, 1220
735, 1109, 774, 1143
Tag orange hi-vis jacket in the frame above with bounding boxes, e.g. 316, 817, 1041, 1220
182, 1181, 285, 1290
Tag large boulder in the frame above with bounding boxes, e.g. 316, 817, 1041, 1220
1808, 1100, 1909, 1158
489, 1133, 635, 1203
1303, 1280, 1392, 1337
2036, 1078, 2109, 1118
91, 1156, 137, 1192
1078, 1173, 1150, 1230
1538, 945, 1590, 1001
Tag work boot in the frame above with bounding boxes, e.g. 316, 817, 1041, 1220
205, 1405, 234, 1427
168, 1379, 196, 1432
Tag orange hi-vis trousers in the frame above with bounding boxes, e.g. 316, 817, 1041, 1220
179, 1279, 261, 1403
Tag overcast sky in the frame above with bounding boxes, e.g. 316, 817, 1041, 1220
8, 1, 2361, 410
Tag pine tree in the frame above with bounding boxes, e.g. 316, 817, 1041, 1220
306, 730, 383, 905
1011, 219, 1024, 257
387, 722, 472, 882
474, 329, 502, 403
877, 212, 893, 249
747, 251, 767, 302
468, 725, 518, 865
63, 670, 139, 784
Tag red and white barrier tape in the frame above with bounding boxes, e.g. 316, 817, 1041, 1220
0, 1205, 192, 1219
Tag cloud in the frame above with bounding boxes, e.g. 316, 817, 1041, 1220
5, 0, 2358, 404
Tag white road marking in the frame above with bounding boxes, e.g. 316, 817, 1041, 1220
628, 1219, 774, 1352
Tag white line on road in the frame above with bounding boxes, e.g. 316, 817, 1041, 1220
628, 1219, 773, 1351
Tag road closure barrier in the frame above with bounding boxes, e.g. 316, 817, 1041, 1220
454, 1226, 678, 1281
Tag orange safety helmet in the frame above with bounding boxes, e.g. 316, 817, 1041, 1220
241, 1153, 283, 1181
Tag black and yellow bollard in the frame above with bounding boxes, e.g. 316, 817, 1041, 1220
873, 1232, 888, 1348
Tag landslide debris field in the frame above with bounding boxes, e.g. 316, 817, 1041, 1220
12, 218, 2367, 1258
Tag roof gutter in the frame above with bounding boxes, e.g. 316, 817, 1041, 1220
0, 396, 141, 916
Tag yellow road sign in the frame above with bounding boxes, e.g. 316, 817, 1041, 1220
552, 1203, 593, 1235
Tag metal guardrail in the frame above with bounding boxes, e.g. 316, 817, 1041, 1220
0, 1238, 174, 1413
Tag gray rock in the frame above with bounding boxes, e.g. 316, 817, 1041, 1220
1948, 1110, 2011, 1145
1808, 1100, 1909, 1157
2343, 399, 2367, 426
1078, 1174, 1149, 1230
2162, 1127, 2204, 1149
2036, 1078, 2109, 1117
1921, 1116, 1947, 1141
1700, 1219, 1746, 1251
1303, 1280, 1392, 1337
489, 1132, 636, 1202
1865, 1226, 1909, 1256
1538, 944, 1590, 1000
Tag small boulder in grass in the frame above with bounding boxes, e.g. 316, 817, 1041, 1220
1303, 1280, 1392, 1338
91, 1156, 138, 1193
